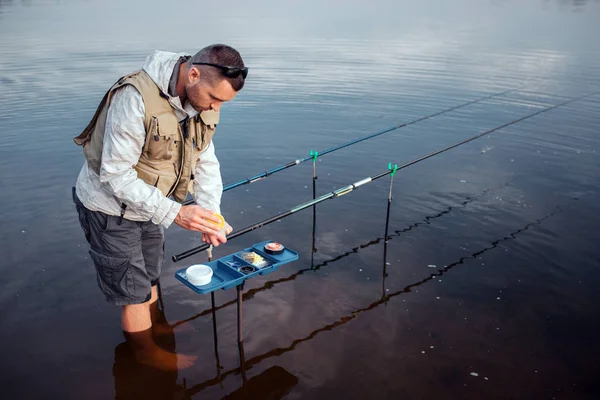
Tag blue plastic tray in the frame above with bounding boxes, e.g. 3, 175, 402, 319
175, 241, 299, 295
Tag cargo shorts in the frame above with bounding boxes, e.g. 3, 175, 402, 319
72, 188, 164, 306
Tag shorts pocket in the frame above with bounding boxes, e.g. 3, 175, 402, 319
73, 187, 91, 242
89, 249, 134, 299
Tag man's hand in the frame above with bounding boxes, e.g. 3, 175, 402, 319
201, 223, 232, 247
174, 205, 222, 235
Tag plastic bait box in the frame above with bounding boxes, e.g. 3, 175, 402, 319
175, 241, 298, 295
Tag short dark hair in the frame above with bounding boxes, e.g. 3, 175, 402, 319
189, 44, 246, 91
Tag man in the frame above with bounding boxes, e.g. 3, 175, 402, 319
72, 44, 247, 370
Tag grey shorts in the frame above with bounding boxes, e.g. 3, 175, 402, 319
72, 188, 165, 306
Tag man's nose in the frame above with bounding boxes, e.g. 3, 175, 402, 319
210, 102, 222, 112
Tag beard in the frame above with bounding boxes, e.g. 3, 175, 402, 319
184, 82, 207, 111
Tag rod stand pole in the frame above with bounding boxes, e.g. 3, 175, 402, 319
237, 283, 243, 344
311, 150, 319, 269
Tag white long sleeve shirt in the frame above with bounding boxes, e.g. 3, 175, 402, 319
75, 51, 223, 229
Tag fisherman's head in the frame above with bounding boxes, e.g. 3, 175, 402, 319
184, 44, 247, 112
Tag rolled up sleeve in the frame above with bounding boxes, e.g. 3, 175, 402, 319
99, 85, 181, 228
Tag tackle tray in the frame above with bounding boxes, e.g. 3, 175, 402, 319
175, 240, 299, 295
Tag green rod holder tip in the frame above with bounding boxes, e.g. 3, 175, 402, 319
388, 163, 398, 177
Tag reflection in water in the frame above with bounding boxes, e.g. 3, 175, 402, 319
179, 200, 566, 397
0, 0, 33, 11
210, 292, 225, 388
112, 300, 190, 400
112, 276, 300, 398
552, 0, 598, 9
223, 342, 298, 400
113, 343, 190, 400
171, 181, 504, 331
155, 280, 298, 398
187, 336, 299, 398
108, 188, 579, 400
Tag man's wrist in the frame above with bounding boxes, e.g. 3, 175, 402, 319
159, 200, 182, 228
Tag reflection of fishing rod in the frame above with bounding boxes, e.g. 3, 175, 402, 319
183, 204, 565, 397
170, 182, 500, 330
172, 91, 596, 262
182, 89, 518, 206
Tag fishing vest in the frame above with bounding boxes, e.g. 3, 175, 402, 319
73, 69, 219, 203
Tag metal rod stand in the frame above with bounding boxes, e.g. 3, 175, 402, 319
237, 283, 244, 345
211, 292, 223, 384
382, 169, 396, 300
236, 283, 247, 381
311, 152, 318, 269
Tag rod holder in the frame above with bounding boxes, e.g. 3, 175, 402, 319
388, 163, 399, 177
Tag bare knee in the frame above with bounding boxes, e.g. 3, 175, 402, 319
122, 302, 152, 332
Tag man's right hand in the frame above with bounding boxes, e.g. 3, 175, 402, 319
174, 205, 222, 235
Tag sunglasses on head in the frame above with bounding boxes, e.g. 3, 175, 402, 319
192, 62, 248, 79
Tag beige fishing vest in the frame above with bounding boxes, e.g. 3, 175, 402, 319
73, 70, 219, 203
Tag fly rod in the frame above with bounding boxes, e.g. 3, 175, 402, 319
172, 91, 596, 262
182, 88, 519, 205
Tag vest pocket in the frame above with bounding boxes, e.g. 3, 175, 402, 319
193, 121, 205, 152
145, 115, 179, 161
134, 166, 159, 187
196, 111, 219, 152
156, 175, 178, 197
134, 165, 177, 198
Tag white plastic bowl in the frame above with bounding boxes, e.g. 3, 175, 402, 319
186, 264, 213, 286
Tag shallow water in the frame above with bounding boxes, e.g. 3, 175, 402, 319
1, 0, 599, 399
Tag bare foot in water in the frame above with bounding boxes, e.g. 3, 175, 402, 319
135, 347, 197, 371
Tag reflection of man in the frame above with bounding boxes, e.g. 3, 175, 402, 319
72, 44, 247, 369
113, 300, 191, 400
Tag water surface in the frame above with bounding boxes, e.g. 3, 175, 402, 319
1, 0, 599, 398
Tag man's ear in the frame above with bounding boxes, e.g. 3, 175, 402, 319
188, 66, 201, 83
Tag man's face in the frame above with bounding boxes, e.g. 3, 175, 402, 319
185, 67, 238, 113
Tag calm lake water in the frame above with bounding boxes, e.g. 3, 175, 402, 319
1, 0, 599, 399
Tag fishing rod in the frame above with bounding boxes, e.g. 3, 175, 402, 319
182, 88, 519, 206
169, 181, 507, 331
172, 91, 596, 262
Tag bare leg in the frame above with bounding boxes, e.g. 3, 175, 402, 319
122, 295, 196, 371
122, 302, 152, 332
149, 285, 167, 331
149, 285, 193, 336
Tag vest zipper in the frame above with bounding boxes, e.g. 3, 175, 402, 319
167, 118, 187, 198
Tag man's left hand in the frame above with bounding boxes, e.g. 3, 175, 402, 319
201, 223, 232, 247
